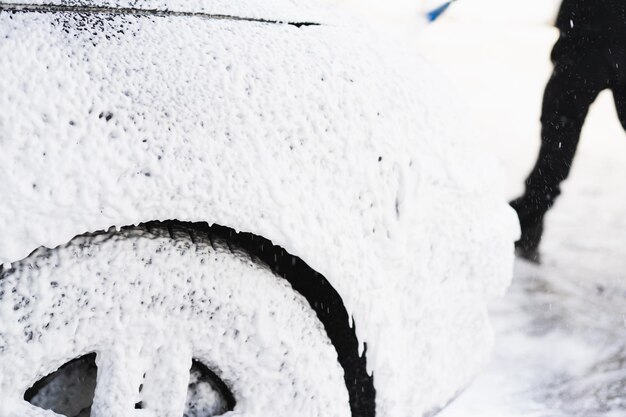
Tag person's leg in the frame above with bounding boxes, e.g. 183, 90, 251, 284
511, 39, 608, 259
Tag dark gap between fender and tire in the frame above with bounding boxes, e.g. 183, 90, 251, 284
0, 3, 320, 27
147, 220, 376, 417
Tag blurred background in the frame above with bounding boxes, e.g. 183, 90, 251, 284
336, 1, 626, 416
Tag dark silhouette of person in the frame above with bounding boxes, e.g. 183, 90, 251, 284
510, 0, 626, 261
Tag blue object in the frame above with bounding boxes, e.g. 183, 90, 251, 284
426, 0, 455, 22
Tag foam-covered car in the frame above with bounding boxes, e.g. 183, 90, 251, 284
0, 1, 518, 416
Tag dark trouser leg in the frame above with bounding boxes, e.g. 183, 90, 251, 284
511, 38, 607, 254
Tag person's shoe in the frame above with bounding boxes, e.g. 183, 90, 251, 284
514, 220, 543, 263
509, 196, 547, 264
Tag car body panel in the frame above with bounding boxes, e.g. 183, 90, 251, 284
0, 0, 335, 24
0, 7, 518, 416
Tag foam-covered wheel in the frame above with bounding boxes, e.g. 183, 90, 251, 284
0, 223, 369, 417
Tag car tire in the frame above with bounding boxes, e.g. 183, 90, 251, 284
0, 222, 373, 417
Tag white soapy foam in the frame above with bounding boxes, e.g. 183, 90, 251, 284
0, 228, 350, 417
0, 4, 517, 416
